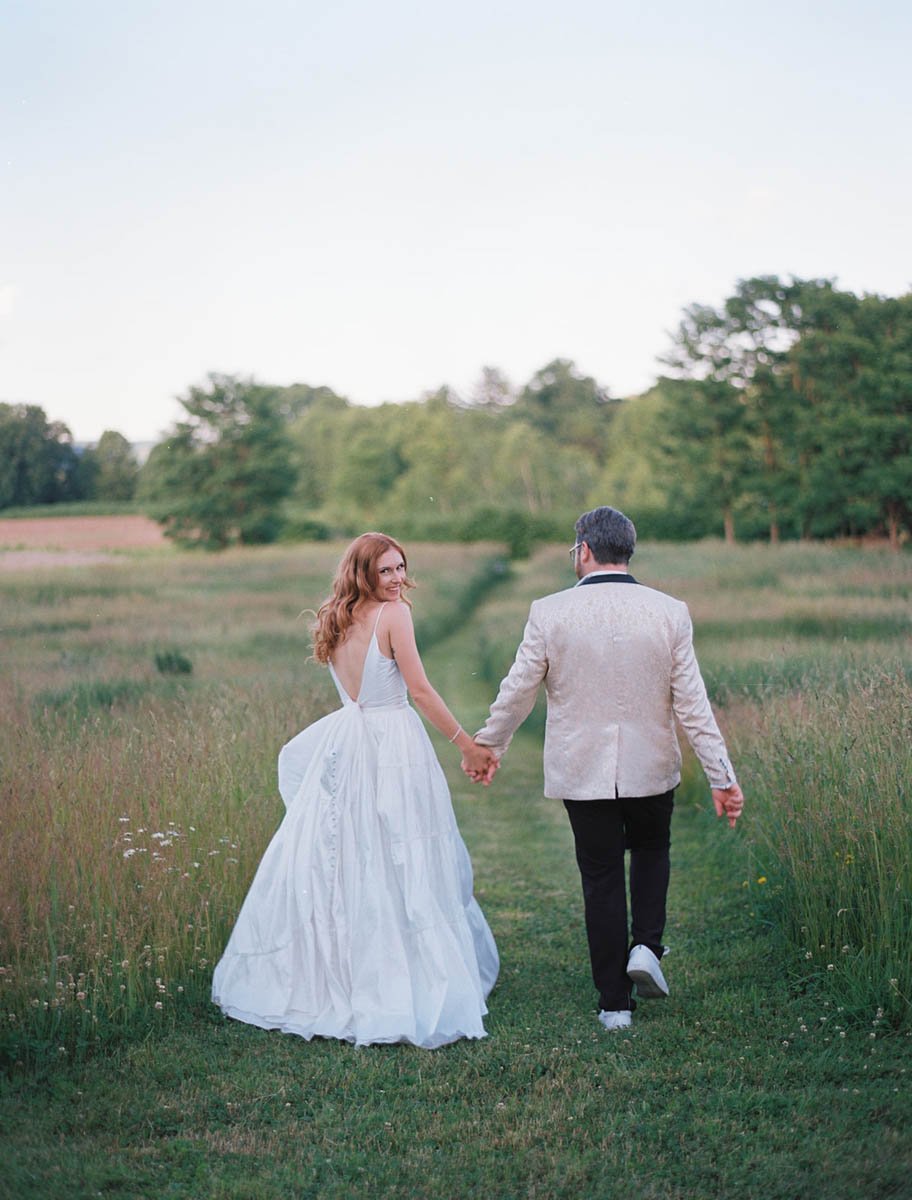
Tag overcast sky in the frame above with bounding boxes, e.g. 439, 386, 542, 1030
2, 0, 910, 443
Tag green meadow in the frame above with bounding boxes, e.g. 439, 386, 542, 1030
1, 538, 910, 1199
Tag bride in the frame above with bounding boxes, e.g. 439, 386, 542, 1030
212, 532, 500, 1048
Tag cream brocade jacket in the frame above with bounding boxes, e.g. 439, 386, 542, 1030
475, 576, 737, 801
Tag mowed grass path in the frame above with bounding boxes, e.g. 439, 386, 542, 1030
2, 540, 911, 1198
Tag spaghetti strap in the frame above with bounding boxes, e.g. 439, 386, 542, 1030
371, 602, 387, 639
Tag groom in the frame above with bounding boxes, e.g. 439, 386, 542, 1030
466, 506, 744, 1031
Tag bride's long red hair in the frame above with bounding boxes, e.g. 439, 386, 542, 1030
311, 532, 414, 663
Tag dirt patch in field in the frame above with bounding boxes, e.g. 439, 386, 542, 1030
0, 515, 167, 569
0, 549, 122, 570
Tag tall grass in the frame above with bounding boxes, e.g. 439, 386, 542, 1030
0, 684, 307, 1068
2, 537, 911, 1071
0, 542, 513, 1070
731, 671, 912, 1027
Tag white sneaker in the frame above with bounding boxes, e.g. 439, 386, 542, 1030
598, 1009, 632, 1031
626, 944, 669, 999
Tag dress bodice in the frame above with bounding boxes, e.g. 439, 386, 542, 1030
328, 613, 407, 711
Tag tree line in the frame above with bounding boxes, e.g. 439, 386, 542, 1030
3, 275, 909, 550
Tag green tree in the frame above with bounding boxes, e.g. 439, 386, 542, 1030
663, 275, 855, 543
647, 376, 752, 544
0, 404, 81, 508
328, 406, 408, 515
590, 385, 720, 540
144, 374, 296, 548
287, 389, 351, 509
512, 358, 615, 459
468, 366, 515, 411
81, 430, 138, 500
790, 291, 912, 547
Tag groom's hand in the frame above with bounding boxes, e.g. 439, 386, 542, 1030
461, 741, 499, 786
713, 783, 744, 828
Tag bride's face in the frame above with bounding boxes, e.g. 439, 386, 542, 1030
374, 547, 407, 602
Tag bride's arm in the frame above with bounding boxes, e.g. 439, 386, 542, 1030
386, 603, 492, 769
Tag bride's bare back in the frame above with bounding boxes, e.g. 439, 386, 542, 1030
330, 603, 394, 702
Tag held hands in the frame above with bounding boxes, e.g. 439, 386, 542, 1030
460, 740, 499, 786
713, 783, 744, 829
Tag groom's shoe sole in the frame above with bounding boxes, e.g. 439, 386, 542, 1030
626, 944, 669, 999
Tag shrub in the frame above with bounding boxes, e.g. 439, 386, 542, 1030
154, 650, 193, 676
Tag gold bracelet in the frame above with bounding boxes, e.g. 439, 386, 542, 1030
448, 724, 463, 743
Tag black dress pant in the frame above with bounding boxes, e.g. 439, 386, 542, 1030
563, 791, 674, 1013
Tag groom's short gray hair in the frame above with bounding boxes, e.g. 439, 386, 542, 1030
575, 506, 636, 565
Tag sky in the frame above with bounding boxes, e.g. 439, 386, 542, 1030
2, 0, 910, 443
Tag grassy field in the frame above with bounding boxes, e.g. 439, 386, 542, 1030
1, 536, 911, 1198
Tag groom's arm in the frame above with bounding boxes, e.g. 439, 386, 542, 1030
670, 602, 738, 790
474, 604, 548, 759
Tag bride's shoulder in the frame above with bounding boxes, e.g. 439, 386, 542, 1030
384, 599, 414, 627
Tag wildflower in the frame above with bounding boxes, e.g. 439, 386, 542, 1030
123, 849, 136, 859
154, 1001, 163, 1010
76, 992, 86, 1001
805, 952, 813, 960
118, 816, 130, 823
827, 964, 835, 971
757, 876, 767, 885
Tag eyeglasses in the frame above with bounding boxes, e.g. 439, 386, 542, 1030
568, 542, 582, 558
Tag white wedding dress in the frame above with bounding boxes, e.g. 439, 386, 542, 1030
211, 606, 499, 1048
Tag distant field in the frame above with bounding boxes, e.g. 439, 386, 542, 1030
0, 514, 167, 566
